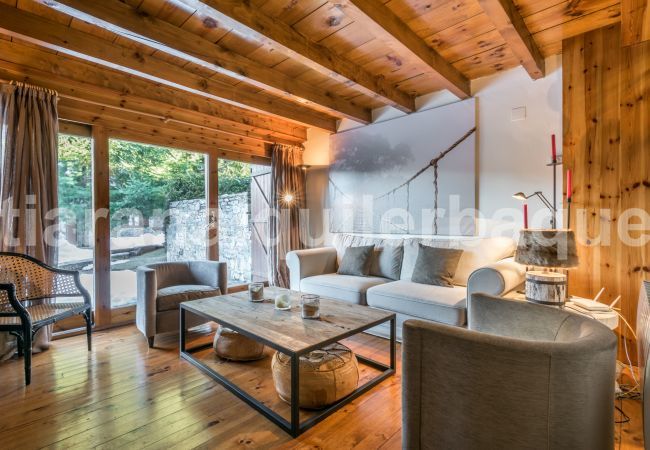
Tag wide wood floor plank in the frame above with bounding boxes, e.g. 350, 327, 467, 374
0, 324, 643, 449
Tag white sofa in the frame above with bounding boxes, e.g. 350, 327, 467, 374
286, 234, 525, 340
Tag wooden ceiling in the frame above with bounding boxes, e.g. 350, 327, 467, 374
0, 0, 623, 157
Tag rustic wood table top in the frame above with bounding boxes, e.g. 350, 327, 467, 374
181, 286, 395, 355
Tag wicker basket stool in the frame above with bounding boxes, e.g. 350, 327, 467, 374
213, 326, 265, 361
271, 342, 359, 409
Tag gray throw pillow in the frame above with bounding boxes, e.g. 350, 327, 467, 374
338, 245, 375, 276
370, 245, 404, 280
411, 244, 463, 287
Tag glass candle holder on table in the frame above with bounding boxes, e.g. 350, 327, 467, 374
301, 294, 320, 319
248, 282, 264, 302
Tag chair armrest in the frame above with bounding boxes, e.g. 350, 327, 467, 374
286, 247, 338, 291
466, 257, 525, 321
136, 266, 157, 337
0, 283, 28, 318
467, 257, 525, 298
71, 272, 92, 307
189, 261, 228, 295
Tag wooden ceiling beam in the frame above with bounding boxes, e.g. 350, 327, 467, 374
0, 3, 337, 131
39, 0, 371, 124
334, 0, 471, 99
477, 0, 546, 79
59, 104, 271, 164
0, 40, 306, 144
622, 0, 650, 46
58, 98, 271, 157
180, 0, 416, 113
108, 128, 271, 165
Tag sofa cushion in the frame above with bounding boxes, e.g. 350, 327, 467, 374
157, 285, 221, 312
366, 280, 466, 326
333, 234, 403, 261
300, 274, 389, 305
411, 244, 463, 287
370, 244, 404, 280
400, 236, 516, 286
338, 245, 375, 276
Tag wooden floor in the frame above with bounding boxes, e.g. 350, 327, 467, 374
0, 325, 644, 449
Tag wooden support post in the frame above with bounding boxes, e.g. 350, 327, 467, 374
207, 154, 219, 261
92, 125, 111, 327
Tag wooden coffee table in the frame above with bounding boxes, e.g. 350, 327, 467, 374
179, 287, 396, 437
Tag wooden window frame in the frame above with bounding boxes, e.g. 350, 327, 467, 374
56, 120, 264, 333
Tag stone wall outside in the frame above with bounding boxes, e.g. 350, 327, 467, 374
167, 192, 251, 283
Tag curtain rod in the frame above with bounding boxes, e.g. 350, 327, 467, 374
2, 80, 58, 97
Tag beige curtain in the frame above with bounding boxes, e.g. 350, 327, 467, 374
269, 144, 306, 288
0, 81, 59, 354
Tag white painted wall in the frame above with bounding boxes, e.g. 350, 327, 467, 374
473, 55, 563, 235
302, 55, 563, 244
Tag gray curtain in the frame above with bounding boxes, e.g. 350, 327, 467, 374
0, 81, 59, 355
268, 144, 306, 288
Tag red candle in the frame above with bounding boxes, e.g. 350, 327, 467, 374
551, 134, 557, 161
523, 203, 529, 228
566, 169, 572, 200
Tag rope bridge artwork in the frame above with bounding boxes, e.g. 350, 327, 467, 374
328, 99, 477, 235
373, 127, 476, 234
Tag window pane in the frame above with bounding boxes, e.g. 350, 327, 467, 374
218, 160, 270, 286
109, 139, 206, 308
57, 134, 94, 307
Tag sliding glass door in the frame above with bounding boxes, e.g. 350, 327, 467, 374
108, 139, 206, 308
56, 125, 271, 326
57, 133, 94, 307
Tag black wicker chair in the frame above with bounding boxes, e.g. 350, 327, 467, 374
0, 252, 93, 385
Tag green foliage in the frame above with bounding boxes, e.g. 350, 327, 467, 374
58, 135, 92, 224
218, 159, 251, 195
57, 135, 252, 229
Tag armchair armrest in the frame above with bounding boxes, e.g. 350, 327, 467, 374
467, 257, 525, 300
136, 266, 157, 337
189, 261, 228, 295
0, 282, 28, 319
286, 247, 338, 291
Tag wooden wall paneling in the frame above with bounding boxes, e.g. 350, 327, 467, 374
207, 155, 219, 261
619, 37, 650, 351
622, 0, 650, 45
91, 125, 111, 328
0, 3, 337, 131
563, 24, 650, 362
564, 25, 623, 353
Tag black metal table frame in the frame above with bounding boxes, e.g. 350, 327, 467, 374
179, 303, 396, 437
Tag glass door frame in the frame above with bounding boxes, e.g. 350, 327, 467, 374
57, 121, 266, 332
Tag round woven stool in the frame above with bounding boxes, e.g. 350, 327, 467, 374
213, 326, 265, 361
271, 342, 359, 409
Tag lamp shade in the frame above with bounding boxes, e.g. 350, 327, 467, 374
515, 229, 579, 268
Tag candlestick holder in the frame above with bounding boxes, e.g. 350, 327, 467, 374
545, 154, 562, 229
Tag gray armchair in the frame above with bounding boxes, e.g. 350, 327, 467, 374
402, 293, 617, 450
136, 260, 227, 347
